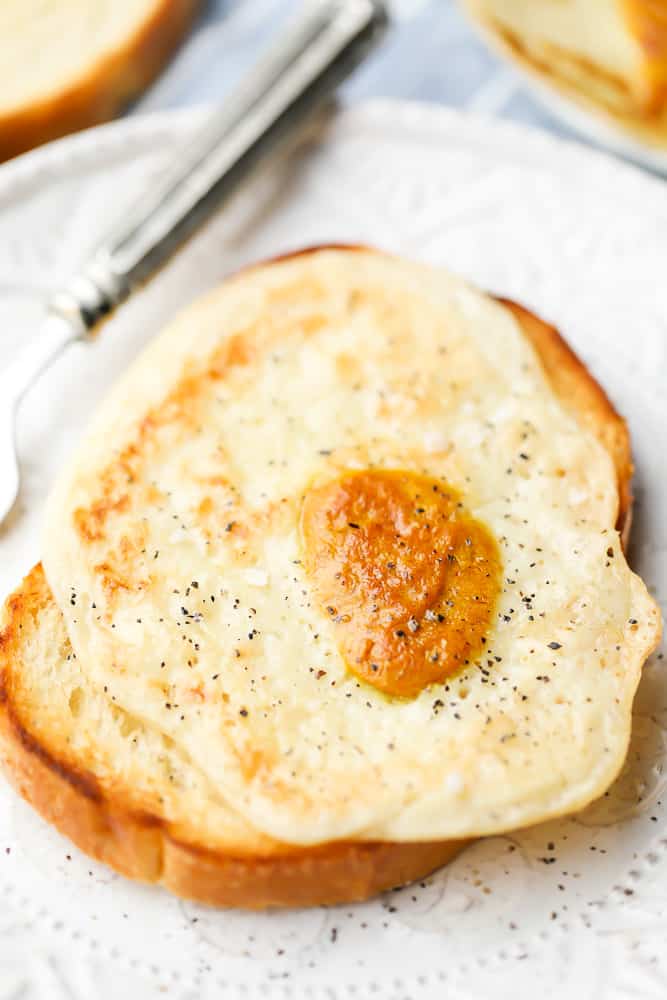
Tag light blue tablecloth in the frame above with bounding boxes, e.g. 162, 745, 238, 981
133, 0, 580, 144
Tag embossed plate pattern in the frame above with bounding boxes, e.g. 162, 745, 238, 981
0, 101, 666, 999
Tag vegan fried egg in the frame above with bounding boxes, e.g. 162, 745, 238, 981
42, 247, 660, 847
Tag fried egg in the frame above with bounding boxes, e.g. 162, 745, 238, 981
42, 248, 660, 846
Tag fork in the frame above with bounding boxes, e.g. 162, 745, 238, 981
0, 0, 387, 526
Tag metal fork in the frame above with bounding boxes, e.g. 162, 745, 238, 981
0, 0, 387, 526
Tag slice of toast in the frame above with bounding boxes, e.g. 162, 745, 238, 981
0, 297, 636, 907
0, 0, 200, 163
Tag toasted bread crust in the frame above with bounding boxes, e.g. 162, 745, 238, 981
0, 252, 636, 907
0, 0, 200, 163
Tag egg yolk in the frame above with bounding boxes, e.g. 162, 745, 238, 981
300, 470, 501, 698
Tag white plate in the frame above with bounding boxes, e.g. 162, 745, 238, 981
1, 100, 667, 1000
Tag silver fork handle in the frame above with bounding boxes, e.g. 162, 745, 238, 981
49, 0, 388, 335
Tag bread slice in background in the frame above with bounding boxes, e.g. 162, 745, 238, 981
0, 0, 201, 163
0, 291, 650, 908
461, 0, 667, 148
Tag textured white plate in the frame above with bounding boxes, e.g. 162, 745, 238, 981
1, 100, 667, 1000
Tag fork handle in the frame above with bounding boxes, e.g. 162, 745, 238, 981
49, 0, 387, 335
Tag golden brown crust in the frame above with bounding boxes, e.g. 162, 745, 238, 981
0, 249, 637, 907
0, 0, 201, 163
162, 838, 466, 909
621, 0, 667, 112
0, 693, 164, 883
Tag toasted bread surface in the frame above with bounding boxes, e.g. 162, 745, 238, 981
0, 0, 200, 163
0, 253, 653, 906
